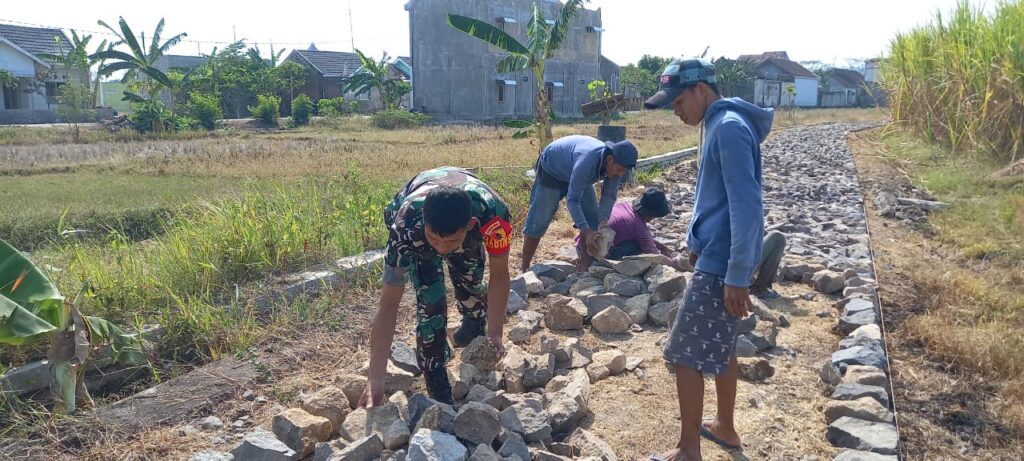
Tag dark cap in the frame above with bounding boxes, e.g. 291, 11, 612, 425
604, 140, 638, 168
644, 58, 716, 109
632, 187, 671, 218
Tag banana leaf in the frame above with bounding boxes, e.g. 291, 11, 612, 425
0, 238, 64, 343
0, 293, 57, 345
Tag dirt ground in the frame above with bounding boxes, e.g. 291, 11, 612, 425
848, 129, 1024, 461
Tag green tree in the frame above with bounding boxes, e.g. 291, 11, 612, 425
712, 57, 755, 98
56, 82, 94, 142
447, 0, 589, 151
91, 17, 187, 118
638, 54, 672, 76
343, 49, 410, 110
620, 64, 656, 98
0, 69, 18, 89
274, 61, 309, 111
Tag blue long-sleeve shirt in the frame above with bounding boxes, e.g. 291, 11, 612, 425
539, 135, 621, 230
686, 98, 774, 287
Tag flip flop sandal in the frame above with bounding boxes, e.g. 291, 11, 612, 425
700, 422, 742, 451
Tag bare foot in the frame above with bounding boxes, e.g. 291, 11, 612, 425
651, 447, 701, 461
702, 418, 742, 449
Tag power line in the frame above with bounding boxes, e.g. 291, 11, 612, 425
0, 17, 406, 50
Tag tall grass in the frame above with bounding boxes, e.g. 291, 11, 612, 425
884, 0, 1024, 163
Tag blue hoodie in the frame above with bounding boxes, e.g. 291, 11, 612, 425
539, 135, 621, 230
687, 98, 774, 287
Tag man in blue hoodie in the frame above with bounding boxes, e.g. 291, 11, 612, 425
645, 58, 774, 460
520, 135, 638, 272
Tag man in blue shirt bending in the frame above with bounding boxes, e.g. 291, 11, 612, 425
519, 134, 638, 272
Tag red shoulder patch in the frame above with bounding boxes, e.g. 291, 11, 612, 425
481, 216, 513, 255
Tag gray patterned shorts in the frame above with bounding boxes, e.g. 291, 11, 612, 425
663, 271, 739, 375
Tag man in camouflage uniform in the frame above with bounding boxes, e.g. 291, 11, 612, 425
360, 167, 512, 405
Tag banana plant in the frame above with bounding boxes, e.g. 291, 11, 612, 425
448, 0, 588, 152
0, 239, 146, 413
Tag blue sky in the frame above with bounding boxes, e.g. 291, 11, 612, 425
2, 0, 972, 66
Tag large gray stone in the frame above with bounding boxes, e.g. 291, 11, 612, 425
832, 345, 887, 371
272, 408, 332, 458
843, 298, 876, 316
340, 408, 368, 442
735, 335, 758, 358
231, 429, 298, 461
523, 353, 556, 389
645, 266, 687, 304
531, 261, 576, 283
544, 296, 588, 331
583, 294, 629, 320
840, 310, 879, 336
334, 434, 384, 461
301, 386, 350, 435
335, 375, 367, 410
591, 350, 627, 376
454, 402, 502, 446
736, 315, 758, 334
497, 431, 530, 461
507, 291, 528, 315
824, 398, 895, 425
648, 302, 678, 328
591, 307, 632, 335
842, 366, 888, 388
467, 443, 502, 461
604, 273, 646, 297
749, 321, 778, 352
568, 428, 618, 461
569, 278, 603, 297
501, 346, 530, 394
451, 363, 479, 400
391, 341, 421, 376
622, 294, 650, 325
412, 404, 456, 435
520, 271, 544, 296
833, 449, 898, 461
383, 419, 412, 450
200, 416, 225, 431
366, 403, 403, 439
189, 451, 234, 461
407, 429, 468, 461
461, 337, 501, 371
832, 383, 890, 407
589, 265, 615, 280
407, 394, 456, 432
826, 417, 898, 455
813, 270, 846, 294
849, 324, 882, 341
844, 285, 877, 298
510, 277, 528, 301
821, 361, 843, 386
499, 400, 552, 444
613, 257, 654, 277
546, 391, 585, 435
314, 440, 347, 461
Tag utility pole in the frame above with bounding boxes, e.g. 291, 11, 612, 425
349, 1, 356, 52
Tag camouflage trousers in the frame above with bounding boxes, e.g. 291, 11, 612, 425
409, 241, 488, 372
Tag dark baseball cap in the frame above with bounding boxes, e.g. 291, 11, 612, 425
644, 58, 716, 109
605, 140, 638, 168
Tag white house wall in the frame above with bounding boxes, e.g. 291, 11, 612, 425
794, 77, 818, 107
0, 42, 36, 77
